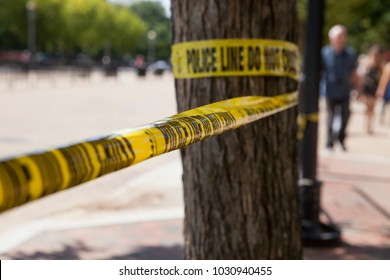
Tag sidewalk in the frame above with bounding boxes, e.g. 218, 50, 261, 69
0, 73, 389, 259
305, 153, 390, 259
1, 152, 389, 260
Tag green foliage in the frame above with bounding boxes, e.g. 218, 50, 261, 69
325, 0, 390, 52
0, 0, 29, 49
130, 1, 171, 61
0, 0, 147, 57
35, 0, 69, 53
130, 1, 168, 28
298, 0, 390, 53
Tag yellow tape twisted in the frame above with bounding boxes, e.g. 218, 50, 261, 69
0, 91, 298, 212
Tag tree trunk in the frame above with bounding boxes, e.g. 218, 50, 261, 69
172, 0, 301, 259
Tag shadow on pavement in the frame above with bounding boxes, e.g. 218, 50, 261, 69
110, 245, 183, 260
4, 241, 90, 260
4, 243, 183, 260
304, 242, 390, 260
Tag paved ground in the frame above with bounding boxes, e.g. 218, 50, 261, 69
0, 69, 389, 260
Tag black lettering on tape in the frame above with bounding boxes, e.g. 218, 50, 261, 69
264, 47, 281, 71
248, 46, 262, 71
186, 48, 217, 74
221, 46, 244, 72
282, 48, 297, 75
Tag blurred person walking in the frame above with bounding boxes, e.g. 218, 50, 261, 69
321, 25, 358, 151
376, 61, 390, 123
358, 45, 382, 134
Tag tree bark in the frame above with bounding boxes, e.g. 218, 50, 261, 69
172, 0, 301, 259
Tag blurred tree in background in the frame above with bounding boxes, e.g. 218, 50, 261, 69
0, 0, 31, 50
298, 0, 390, 53
3, 0, 387, 61
0, 0, 147, 58
129, 1, 171, 61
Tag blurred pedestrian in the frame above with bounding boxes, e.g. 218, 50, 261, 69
358, 45, 382, 134
135, 54, 146, 77
321, 24, 358, 151
376, 61, 390, 123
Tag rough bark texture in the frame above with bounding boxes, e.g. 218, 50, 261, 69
172, 0, 302, 259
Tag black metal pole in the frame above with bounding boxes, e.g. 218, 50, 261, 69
299, 1, 323, 179
299, 0, 341, 245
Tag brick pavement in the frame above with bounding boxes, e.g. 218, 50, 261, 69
2, 219, 183, 260
2, 152, 389, 260
0, 71, 389, 260
304, 154, 390, 259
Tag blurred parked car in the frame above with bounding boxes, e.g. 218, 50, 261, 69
0, 50, 31, 64
147, 60, 172, 75
74, 53, 93, 77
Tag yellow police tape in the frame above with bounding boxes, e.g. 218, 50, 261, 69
0, 91, 298, 212
171, 39, 299, 80
297, 112, 319, 140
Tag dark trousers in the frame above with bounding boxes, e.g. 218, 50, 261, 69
325, 97, 350, 147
